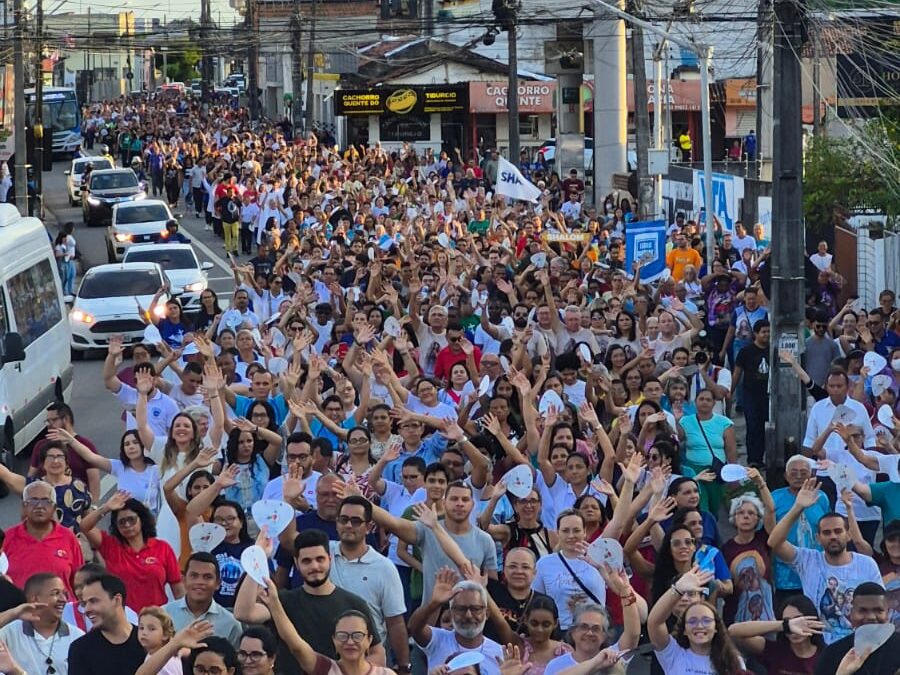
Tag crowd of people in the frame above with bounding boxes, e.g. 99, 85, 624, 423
0, 92, 899, 675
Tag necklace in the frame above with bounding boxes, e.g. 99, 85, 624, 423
30, 625, 60, 675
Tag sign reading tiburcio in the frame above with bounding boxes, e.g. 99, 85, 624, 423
334, 85, 469, 116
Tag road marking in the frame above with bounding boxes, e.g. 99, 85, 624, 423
207, 275, 235, 282
180, 222, 234, 275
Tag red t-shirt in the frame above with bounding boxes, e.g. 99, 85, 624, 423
433, 345, 482, 383
29, 435, 98, 485
98, 532, 181, 612
5, 521, 83, 594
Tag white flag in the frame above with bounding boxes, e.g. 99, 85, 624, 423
496, 156, 542, 203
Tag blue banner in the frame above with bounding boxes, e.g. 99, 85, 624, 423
625, 219, 668, 281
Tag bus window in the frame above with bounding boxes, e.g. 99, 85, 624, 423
7, 259, 62, 346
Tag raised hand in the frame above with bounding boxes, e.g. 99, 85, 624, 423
499, 644, 533, 675
214, 463, 240, 489
459, 339, 474, 356
481, 413, 502, 438
795, 477, 822, 509
836, 647, 874, 675
412, 502, 439, 529
105, 489, 131, 512
431, 567, 461, 605
202, 363, 224, 391
440, 419, 466, 442
648, 496, 677, 523
175, 619, 215, 649
194, 447, 220, 467
13, 602, 49, 623
108, 335, 124, 358
578, 400, 600, 429
282, 462, 305, 504
355, 323, 376, 345
135, 369, 155, 395
45, 427, 75, 445
786, 615, 825, 637
673, 565, 715, 593
598, 564, 633, 596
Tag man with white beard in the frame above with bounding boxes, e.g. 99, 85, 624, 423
408, 568, 504, 675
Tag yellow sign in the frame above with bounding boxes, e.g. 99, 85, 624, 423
385, 89, 418, 114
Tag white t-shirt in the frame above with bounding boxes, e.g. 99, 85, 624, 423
420, 627, 503, 675
406, 393, 456, 421
532, 552, 606, 629
109, 458, 161, 515
654, 638, 735, 675
790, 547, 883, 644
810, 252, 833, 272
544, 642, 630, 675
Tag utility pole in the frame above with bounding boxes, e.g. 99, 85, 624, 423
756, 0, 773, 180
200, 0, 212, 104
303, 0, 317, 135
767, 0, 806, 481
493, 0, 519, 160
246, 0, 259, 120
699, 46, 714, 262
290, 0, 303, 134
12, 0, 26, 214
628, 1, 652, 219
812, 28, 821, 137
33, 0, 43, 208
652, 38, 666, 218
592, 0, 627, 206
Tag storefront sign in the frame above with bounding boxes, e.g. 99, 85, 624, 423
583, 79, 702, 112
379, 115, 431, 142
335, 84, 468, 116
469, 81, 556, 113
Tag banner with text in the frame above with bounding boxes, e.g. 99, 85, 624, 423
692, 170, 744, 233
625, 219, 668, 281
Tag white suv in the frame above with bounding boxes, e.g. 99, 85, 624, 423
65, 156, 113, 205
106, 200, 174, 263
122, 243, 213, 314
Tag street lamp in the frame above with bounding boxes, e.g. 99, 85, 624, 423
587, 0, 715, 262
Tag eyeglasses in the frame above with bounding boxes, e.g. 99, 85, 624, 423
574, 623, 606, 634
194, 667, 227, 675
337, 515, 367, 527
24, 498, 53, 508
517, 498, 540, 506
287, 453, 310, 463
671, 537, 696, 548
347, 437, 369, 445
116, 515, 139, 527
685, 616, 715, 628
334, 631, 369, 643
214, 516, 239, 525
290, 325, 304, 331
237, 650, 268, 662
451, 605, 486, 617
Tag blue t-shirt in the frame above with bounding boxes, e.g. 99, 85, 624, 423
772, 486, 830, 590
158, 318, 188, 349
233, 393, 289, 427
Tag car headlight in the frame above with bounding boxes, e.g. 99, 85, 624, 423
152, 305, 167, 318
114, 233, 132, 243
87, 196, 100, 205
70, 309, 94, 324
184, 281, 205, 293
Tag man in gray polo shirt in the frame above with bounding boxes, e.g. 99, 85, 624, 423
329, 496, 409, 672
163, 552, 242, 647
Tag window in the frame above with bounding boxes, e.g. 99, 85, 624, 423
116, 205, 170, 224
124, 249, 197, 271
7, 259, 62, 347
79, 269, 161, 299
90, 172, 138, 190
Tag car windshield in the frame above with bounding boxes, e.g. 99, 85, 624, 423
124, 249, 196, 270
79, 269, 160, 299
75, 159, 111, 173
116, 205, 170, 224
91, 173, 138, 190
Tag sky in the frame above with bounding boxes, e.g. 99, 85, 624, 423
55, 0, 240, 26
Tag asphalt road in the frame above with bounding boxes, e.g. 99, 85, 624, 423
0, 156, 240, 529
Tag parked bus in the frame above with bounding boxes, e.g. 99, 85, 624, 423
24, 86, 82, 155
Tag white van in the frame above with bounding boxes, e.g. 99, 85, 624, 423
0, 204, 74, 461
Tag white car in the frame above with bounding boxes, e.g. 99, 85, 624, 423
122, 243, 213, 314
69, 262, 170, 356
65, 156, 113, 205
106, 200, 174, 263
